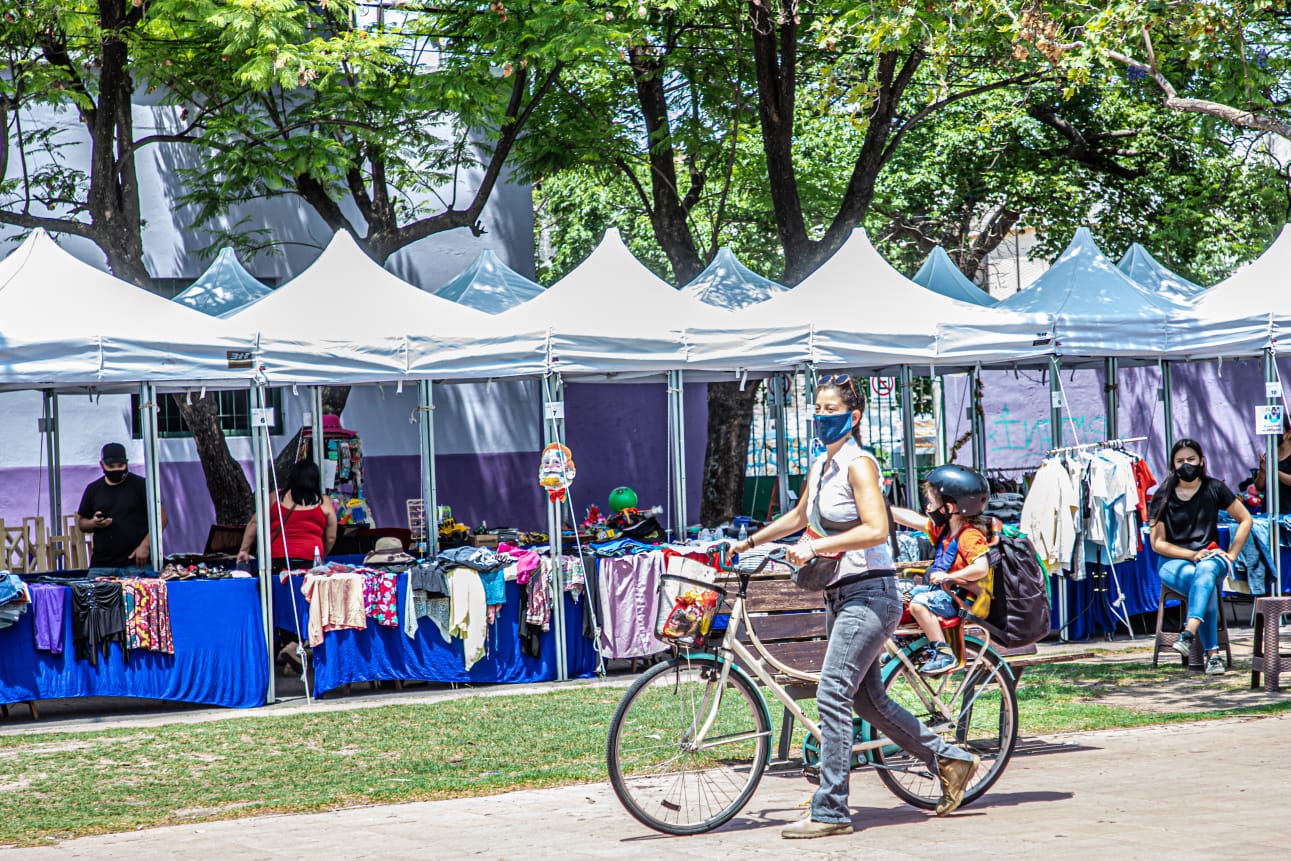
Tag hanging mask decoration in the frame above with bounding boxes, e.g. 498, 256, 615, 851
538, 443, 577, 502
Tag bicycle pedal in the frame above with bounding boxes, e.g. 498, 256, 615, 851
802, 765, 820, 785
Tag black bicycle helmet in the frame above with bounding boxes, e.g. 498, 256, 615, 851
924, 464, 990, 516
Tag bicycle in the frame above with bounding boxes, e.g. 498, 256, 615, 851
605, 547, 1019, 835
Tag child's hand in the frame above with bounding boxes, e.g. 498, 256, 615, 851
929, 571, 950, 586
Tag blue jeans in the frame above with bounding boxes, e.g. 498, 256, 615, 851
87, 566, 149, 579
1157, 556, 1227, 651
909, 585, 957, 620
812, 577, 971, 824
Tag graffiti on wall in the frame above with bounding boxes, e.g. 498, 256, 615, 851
988, 403, 1107, 456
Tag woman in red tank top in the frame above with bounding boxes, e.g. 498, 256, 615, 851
236, 460, 338, 567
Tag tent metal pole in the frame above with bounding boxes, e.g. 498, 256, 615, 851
417, 380, 439, 556
1265, 348, 1281, 597
138, 382, 164, 567
1047, 355, 1067, 641
250, 381, 276, 704
1104, 357, 1119, 440
41, 390, 63, 537
1160, 360, 1175, 454
970, 366, 987, 470
1048, 355, 1064, 451
772, 373, 792, 515
933, 374, 947, 466
310, 386, 326, 482
899, 366, 918, 507
542, 374, 568, 681
668, 370, 688, 538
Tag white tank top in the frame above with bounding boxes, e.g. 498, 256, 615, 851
806, 439, 895, 583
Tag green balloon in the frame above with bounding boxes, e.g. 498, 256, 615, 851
609, 486, 638, 512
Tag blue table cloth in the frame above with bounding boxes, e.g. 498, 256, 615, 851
0, 579, 268, 708
271, 573, 596, 696
1051, 524, 1291, 640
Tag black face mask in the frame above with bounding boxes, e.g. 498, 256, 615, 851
928, 507, 951, 529
103, 467, 129, 484
1174, 463, 1202, 482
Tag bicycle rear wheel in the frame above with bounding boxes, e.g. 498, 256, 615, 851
606, 654, 771, 835
866, 637, 1018, 810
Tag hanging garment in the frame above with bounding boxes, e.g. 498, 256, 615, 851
362, 571, 400, 627
122, 579, 174, 654
597, 553, 670, 660
1020, 459, 1079, 573
28, 583, 66, 655
449, 567, 487, 670
525, 558, 553, 631
301, 572, 367, 647
1085, 450, 1140, 565
71, 581, 127, 666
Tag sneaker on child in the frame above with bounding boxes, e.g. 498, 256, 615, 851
919, 644, 957, 675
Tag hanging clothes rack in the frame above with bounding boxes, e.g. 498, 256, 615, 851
1045, 436, 1147, 457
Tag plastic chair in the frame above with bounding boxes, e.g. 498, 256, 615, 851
1152, 584, 1232, 670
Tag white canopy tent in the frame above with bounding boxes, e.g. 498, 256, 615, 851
1169, 224, 1291, 360
1117, 243, 1204, 302
433, 249, 544, 315
172, 248, 272, 318
913, 246, 997, 307
495, 228, 739, 376
230, 231, 546, 385
703, 228, 1052, 372
681, 247, 789, 310
996, 228, 1184, 360
0, 230, 253, 389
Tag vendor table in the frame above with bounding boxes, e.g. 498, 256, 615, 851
1051, 524, 1291, 641
271, 573, 597, 696
0, 578, 269, 709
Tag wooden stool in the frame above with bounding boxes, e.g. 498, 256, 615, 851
1250, 596, 1291, 693
1152, 584, 1232, 671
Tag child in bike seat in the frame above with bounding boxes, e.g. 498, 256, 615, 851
891, 465, 995, 675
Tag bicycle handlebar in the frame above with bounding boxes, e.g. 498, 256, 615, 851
716, 543, 792, 575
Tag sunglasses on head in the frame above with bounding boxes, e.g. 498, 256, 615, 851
818, 373, 858, 394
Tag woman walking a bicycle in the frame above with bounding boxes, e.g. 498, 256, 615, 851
731, 374, 979, 839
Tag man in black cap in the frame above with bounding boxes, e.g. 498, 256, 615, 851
77, 442, 167, 576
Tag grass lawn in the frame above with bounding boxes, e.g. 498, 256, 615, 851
1, 659, 1287, 846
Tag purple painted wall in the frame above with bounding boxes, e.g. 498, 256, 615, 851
947, 357, 1278, 489
563, 382, 708, 528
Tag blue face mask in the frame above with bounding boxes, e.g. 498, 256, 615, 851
815, 411, 854, 445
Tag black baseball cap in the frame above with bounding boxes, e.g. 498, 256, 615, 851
101, 443, 128, 465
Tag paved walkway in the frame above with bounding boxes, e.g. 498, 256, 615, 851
6, 714, 1288, 859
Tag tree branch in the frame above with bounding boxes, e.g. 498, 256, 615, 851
0, 209, 96, 240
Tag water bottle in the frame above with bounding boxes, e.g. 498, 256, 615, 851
737, 523, 748, 543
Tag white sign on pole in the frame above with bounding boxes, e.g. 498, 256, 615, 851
251, 407, 276, 428
1266, 382, 1284, 399
1256, 404, 1284, 435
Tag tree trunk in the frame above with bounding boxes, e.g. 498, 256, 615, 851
699, 381, 762, 526
171, 394, 255, 525
322, 387, 351, 415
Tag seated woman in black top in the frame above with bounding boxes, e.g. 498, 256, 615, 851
1252, 418, 1291, 514
1148, 439, 1251, 675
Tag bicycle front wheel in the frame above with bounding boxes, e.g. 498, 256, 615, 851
606, 654, 772, 835
866, 637, 1018, 810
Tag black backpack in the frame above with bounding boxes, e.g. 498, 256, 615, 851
978, 525, 1051, 649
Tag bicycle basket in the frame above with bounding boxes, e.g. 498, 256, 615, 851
655, 574, 726, 648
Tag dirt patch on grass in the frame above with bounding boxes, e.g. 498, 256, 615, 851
1082, 663, 1288, 713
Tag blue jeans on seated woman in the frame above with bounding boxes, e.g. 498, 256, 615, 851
1157, 556, 1228, 651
